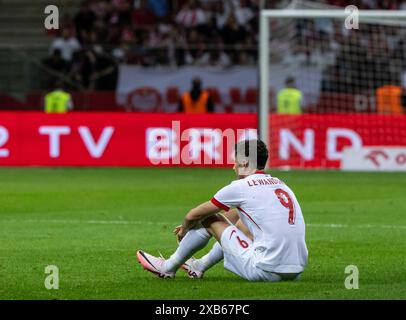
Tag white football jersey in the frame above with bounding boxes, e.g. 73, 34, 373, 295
211, 171, 308, 273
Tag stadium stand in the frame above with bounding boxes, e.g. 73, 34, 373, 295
1, 0, 406, 112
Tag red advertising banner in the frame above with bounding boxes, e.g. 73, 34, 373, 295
270, 115, 406, 168
0, 112, 405, 168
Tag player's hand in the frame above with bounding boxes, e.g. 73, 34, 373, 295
173, 225, 187, 243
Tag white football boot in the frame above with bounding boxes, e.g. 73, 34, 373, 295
136, 250, 175, 279
181, 257, 204, 279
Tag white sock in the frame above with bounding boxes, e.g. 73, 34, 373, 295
194, 241, 224, 272
164, 228, 211, 273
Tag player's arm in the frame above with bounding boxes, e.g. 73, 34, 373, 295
184, 201, 220, 230
174, 201, 221, 241
175, 182, 243, 240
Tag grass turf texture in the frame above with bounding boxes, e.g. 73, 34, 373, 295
0, 168, 405, 300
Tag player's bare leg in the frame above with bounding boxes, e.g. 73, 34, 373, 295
201, 214, 232, 243
220, 209, 253, 240
234, 219, 252, 241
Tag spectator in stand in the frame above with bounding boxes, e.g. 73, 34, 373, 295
41, 0, 406, 94
89, 0, 113, 20
176, 0, 207, 28
111, 40, 128, 63
179, 77, 214, 113
211, 1, 230, 29
69, 49, 93, 89
221, 14, 247, 46
50, 29, 81, 62
112, 0, 133, 26
43, 49, 70, 74
42, 49, 70, 88
199, 5, 219, 40
90, 46, 119, 90
221, 13, 247, 63
147, 0, 169, 19
148, 24, 173, 65
185, 29, 209, 65
132, 0, 157, 26
74, 1, 97, 43
207, 49, 231, 68
233, 0, 254, 29
126, 29, 154, 66
171, 24, 188, 66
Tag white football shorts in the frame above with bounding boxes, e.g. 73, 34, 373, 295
220, 225, 301, 282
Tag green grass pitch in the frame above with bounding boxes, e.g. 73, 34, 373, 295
0, 167, 405, 300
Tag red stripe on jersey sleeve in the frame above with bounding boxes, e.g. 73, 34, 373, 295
211, 198, 230, 212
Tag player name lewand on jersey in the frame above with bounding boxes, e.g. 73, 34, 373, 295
246, 177, 284, 187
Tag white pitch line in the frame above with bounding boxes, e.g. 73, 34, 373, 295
308, 223, 406, 230
2, 219, 405, 230
20, 219, 170, 226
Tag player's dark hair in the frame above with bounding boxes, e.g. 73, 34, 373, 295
235, 139, 269, 170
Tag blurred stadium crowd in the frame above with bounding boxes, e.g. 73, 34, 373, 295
44, 0, 261, 90
42, 0, 406, 92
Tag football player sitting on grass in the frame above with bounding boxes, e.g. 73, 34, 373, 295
137, 139, 308, 282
